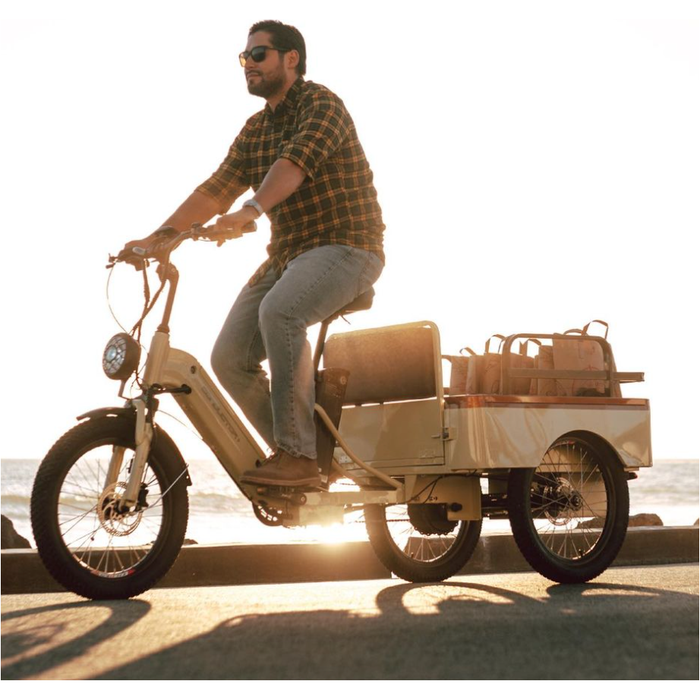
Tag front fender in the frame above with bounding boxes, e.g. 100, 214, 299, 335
76, 405, 192, 488
77, 406, 134, 422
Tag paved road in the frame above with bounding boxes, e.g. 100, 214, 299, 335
2, 564, 697, 680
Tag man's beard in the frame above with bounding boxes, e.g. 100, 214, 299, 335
247, 71, 285, 98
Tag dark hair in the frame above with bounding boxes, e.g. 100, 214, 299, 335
249, 20, 306, 76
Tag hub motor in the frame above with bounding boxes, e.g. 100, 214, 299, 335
407, 503, 458, 536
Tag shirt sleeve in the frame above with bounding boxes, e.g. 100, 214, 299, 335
195, 120, 252, 213
278, 89, 351, 179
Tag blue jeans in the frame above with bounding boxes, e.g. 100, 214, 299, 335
211, 245, 384, 458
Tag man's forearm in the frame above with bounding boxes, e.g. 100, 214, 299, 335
251, 158, 306, 214
210, 158, 307, 234
162, 190, 223, 232
121, 190, 225, 251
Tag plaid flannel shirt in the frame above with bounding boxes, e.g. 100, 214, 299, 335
196, 77, 385, 284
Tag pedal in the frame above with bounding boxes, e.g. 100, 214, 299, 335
254, 485, 310, 506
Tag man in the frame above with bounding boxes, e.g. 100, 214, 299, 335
124, 20, 384, 488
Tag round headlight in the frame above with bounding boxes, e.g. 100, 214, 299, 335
102, 333, 141, 380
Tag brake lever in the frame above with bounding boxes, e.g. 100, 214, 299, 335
106, 246, 149, 270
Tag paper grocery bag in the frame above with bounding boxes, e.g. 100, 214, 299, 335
467, 335, 505, 394
465, 351, 484, 394
511, 340, 538, 395
552, 330, 605, 395
445, 354, 470, 395
532, 345, 558, 396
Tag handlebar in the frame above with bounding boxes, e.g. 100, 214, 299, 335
108, 221, 258, 268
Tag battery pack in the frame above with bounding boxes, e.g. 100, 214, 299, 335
315, 367, 350, 483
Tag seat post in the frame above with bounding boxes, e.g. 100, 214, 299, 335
313, 320, 332, 374
312, 287, 375, 377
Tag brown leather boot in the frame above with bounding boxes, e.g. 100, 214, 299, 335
242, 451, 320, 487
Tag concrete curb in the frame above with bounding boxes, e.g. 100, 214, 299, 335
2, 527, 697, 595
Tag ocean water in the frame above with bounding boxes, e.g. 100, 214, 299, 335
2, 458, 697, 548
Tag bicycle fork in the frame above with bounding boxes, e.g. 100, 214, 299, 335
103, 397, 153, 508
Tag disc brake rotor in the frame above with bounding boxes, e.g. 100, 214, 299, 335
542, 477, 583, 526
97, 481, 143, 536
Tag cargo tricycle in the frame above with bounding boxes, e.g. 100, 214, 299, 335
30, 226, 652, 599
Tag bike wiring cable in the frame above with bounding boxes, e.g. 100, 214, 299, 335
105, 263, 149, 392
156, 407, 209, 446
105, 264, 130, 335
395, 471, 478, 508
400, 477, 441, 506
104, 258, 161, 352
361, 478, 443, 525
106, 253, 171, 391
132, 264, 152, 345
141, 463, 191, 512
130, 261, 169, 346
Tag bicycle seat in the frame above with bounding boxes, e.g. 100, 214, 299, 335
323, 288, 374, 325
340, 287, 374, 315
314, 288, 375, 370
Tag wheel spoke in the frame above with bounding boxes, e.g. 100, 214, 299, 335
60, 513, 104, 549
385, 506, 460, 564
52, 445, 167, 576
510, 436, 628, 583
65, 528, 99, 553
365, 496, 483, 582
30, 418, 189, 598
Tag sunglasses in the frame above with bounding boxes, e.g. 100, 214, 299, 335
239, 45, 290, 68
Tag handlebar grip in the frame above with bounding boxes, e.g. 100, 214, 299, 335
110, 219, 258, 265
109, 246, 147, 270
210, 220, 258, 241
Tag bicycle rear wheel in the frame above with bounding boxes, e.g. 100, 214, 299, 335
507, 434, 629, 583
365, 501, 482, 582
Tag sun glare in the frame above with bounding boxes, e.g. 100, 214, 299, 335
303, 523, 365, 545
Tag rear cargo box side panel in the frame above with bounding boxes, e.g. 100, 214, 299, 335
444, 402, 652, 470
337, 399, 444, 467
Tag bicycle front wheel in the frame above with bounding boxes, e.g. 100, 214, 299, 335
31, 415, 189, 599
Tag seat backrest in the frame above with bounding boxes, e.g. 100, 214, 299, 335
323, 322, 440, 405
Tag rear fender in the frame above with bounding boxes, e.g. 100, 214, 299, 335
544, 430, 627, 471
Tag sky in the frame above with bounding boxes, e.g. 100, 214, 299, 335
1, 0, 698, 460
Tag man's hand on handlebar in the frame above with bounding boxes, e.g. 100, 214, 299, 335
211, 208, 259, 246
116, 237, 152, 269
112, 212, 258, 268
117, 226, 179, 268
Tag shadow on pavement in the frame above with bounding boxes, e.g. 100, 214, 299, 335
1, 599, 151, 680
79, 579, 698, 680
